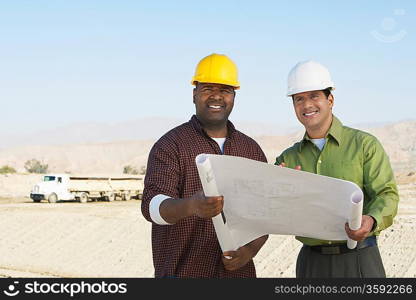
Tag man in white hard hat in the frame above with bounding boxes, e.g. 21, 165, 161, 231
141, 54, 268, 278
275, 60, 399, 277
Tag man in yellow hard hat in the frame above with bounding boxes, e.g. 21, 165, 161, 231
276, 60, 399, 277
141, 53, 268, 278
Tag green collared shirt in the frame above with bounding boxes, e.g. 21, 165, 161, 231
275, 115, 399, 246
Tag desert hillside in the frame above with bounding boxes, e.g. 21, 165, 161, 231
0, 120, 414, 175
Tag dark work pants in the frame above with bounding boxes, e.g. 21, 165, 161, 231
296, 245, 386, 278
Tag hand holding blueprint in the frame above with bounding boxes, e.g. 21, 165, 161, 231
195, 154, 363, 252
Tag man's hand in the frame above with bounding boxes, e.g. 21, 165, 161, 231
222, 246, 254, 271
345, 215, 375, 241
159, 191, 223, 223
278, 162, 301, 170
189, 190, 224, 219
221, 235, 268, 271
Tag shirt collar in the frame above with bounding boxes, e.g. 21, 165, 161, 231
299, 115, 343, 151
190, 115, 236, 139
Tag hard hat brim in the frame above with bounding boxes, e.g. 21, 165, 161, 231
192, 79, 240, 90
287, 85, 335, 97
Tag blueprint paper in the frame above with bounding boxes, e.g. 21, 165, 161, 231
195, 154, 363, 252
195, 154, 238, 252
347, 196, 363, 249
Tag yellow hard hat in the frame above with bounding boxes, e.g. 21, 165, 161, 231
191, 53, 240, 89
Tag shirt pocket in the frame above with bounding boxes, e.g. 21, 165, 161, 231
327, 161, 363, 187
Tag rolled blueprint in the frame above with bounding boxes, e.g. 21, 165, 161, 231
347, 191, 364, 249
195, 154, 237, 252
195, 154, 364, 250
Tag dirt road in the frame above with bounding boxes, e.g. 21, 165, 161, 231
0, 199, 153, 278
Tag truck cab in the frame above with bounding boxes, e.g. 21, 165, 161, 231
30, 174, 74, 203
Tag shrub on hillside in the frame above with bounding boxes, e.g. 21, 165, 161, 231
24, 159, 49, 174
123, 165, 139, 175
0, 165, 16, 174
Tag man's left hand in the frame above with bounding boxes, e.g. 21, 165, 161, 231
345, 215, 375, 241
222, 246, 254, 271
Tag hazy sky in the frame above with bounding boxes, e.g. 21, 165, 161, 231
0, 0, 414, 136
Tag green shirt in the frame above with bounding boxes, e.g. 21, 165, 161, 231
275, 115, 399, 246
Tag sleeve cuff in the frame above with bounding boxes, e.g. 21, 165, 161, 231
367, 212, 382, 233
149, 194, 173, 225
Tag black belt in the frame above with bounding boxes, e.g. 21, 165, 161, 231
307, 236, 377, 255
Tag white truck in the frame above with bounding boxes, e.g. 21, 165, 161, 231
30, 174, 144, 203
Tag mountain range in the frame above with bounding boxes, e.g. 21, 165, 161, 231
0, 118, 414, 174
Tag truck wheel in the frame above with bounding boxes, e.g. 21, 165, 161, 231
106, 193, 115, 202
33, 199, 41, 203
80, 193, 89, 203
123, 193, 131, 201
48, 193, 58, 203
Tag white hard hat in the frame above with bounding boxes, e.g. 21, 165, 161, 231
287, 60, 335, 97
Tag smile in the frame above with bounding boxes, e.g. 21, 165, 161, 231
208, 105, 223, 109
303, 110, 318, 117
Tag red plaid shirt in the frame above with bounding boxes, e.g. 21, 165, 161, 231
141, 115, 267, 278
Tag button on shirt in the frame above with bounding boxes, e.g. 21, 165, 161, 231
275, 115, 399, 246
142, 115, 267, 277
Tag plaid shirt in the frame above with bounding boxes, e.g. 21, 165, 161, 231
141, 115, 267, 278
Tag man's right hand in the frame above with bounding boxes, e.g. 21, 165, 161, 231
159, 191, 224, 224
278, 162, 302, 170
189, 191, 224, 219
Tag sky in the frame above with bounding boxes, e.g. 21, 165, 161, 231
0, 0, 414, 136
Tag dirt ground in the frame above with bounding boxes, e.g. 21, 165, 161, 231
0, 184, 415, 278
